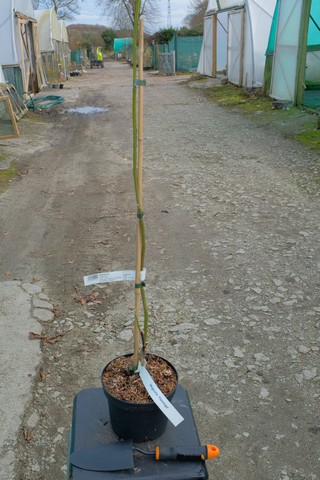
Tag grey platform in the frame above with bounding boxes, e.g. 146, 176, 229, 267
69, 385, 209, 480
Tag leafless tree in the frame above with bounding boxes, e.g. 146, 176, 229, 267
184, 0, 208, 31
32, 0, 82, 21
97, 0, 159, 31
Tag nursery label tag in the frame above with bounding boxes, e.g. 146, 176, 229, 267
137, 362, 184, 427
83, 268, 146, 286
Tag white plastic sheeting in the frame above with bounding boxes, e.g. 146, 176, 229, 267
34, 8, 69, 81
0, 65, 6, 83
228, 10, 243, 84
207, 0, 244, 10
270, 0, 303, 102
0, 0, 36, 66
199, 16, 214, 76
59, 20, 68, 43
305, 52, 320, 84
239, 0, 277, 87
198, 0, 277, 87
198, 12, 228, 76
35, 8, 61, 52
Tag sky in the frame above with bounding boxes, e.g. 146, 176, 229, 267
70, 0, 189, 30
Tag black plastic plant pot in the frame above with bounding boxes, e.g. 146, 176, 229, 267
101, 354, 178, 442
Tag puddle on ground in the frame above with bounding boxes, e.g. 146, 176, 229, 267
64, 106, 110, 115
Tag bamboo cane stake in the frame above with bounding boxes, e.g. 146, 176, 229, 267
133, 219, 142, 368
133, 16, 145, 369
138, 18, 144, 198
137, 19, 149, 349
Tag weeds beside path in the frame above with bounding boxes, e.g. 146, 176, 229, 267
190, 76, 320, 153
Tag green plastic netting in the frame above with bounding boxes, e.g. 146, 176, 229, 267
114, 38, 133, 55
308, 1, 320, 48
266, 0, 279, 54
167, 35, 203, 72
150, 36, 203, 73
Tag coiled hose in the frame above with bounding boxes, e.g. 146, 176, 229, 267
26, 95, 64, 110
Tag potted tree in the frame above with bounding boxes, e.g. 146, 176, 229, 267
100, 0, 179, 442
70, 6, 220, 475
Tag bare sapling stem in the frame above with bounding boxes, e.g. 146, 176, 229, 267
132, 0, 146, 369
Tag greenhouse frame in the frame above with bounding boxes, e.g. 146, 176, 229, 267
198, 0, 277, 88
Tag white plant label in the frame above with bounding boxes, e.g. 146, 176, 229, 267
83, 268, 146, 286
137, 362, 184, 427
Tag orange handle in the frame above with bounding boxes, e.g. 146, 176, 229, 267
154, 444, 220, 461
206, 444, 220, 460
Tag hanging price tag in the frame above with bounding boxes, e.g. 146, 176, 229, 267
136, 362, 184, 427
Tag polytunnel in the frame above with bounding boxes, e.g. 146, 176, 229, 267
35, 8, 69, 81
0, 0, 45, 95
35, 8, 61, 53
198, 0, 277, 88
266, 0, 320, 110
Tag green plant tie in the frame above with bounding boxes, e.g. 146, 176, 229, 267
133, 79, 147, 86
128, 363, 136, 373
137, 212, 144, 219
135, 281, 146, 289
